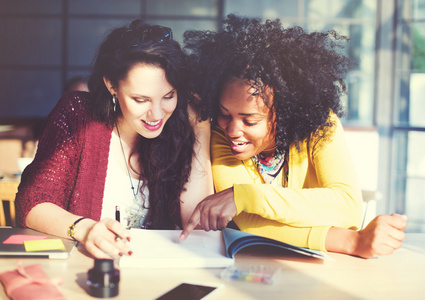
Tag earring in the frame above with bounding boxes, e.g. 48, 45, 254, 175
112, 94, 117, 112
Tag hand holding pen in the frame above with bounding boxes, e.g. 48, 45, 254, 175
74, 207, 132, 259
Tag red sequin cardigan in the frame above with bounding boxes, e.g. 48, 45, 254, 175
16, 91, 112, 227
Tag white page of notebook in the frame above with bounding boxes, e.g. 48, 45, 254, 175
119, 229, 234, 268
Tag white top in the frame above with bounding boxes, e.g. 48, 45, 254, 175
101, 132, 150, 228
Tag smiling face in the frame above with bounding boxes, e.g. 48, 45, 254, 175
217, 77, 276, 160
105, 63, 177, 141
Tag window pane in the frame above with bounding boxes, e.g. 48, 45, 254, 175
147, 0, 218, 17
304, 22, 375, 125
395, 23, 425, 127
305, 0, 376, 19
0, 18, 62, 66
224, 0, 298, 19
68, 18, 134, 67
147, 19, 217, 43
409, 74, 425, 126
413, 24, 425, 72
398, 23, 425, 72
0, 0, 61, 14
344, 72, 374, 125
396, 73, 425, 127
68, 0, 142, 15
412, 0, 425, 20
0, 70, 61, 118
305, 22, 375, 73
393, 131, 425, 232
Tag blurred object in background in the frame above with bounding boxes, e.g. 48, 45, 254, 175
63, 76, 89, 92
0, 125, 36, 178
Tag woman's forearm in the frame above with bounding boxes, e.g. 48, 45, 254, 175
180, 119, 214, 227
25, 202, 94, 241
325, 227, 359, 256
26, 202, 132, 259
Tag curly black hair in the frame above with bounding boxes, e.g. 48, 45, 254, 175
184, 14, 355, 151
88, 19, 195, 229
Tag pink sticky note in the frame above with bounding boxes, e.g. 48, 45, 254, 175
3, 234, 48, 245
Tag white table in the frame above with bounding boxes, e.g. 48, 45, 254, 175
1, 234, 424, 299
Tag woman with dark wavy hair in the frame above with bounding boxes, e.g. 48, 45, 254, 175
180, 15, 407, 259
16, 19, 213, 259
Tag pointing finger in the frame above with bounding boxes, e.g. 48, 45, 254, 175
179, 207, 201, 241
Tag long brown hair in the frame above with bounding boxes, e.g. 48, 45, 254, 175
88, 19, 195, 229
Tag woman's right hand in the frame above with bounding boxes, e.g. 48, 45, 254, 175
77, 218, 132, 259
25, 203, 133, 259
180, 187, 237, 241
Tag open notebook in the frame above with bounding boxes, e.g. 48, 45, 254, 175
120, 229, 233, 268
0, 227, 76, 259
119, 228, 327, 268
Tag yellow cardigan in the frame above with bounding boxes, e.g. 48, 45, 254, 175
212, 115, 363, 251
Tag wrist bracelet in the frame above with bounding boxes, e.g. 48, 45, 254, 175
67, 217, 87, 242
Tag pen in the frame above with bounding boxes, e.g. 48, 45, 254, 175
115, 206, 120, 223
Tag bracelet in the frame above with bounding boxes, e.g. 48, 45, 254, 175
67, 217, 87, 242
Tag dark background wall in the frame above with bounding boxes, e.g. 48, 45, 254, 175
0, 0, 222, 122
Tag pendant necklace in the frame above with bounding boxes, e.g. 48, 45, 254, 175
115, 122, 141, 202
115, 121, 151, 228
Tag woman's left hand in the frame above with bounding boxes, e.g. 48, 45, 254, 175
352, 213, 407, 258
326, 213, 407, 259
179, 187, 236, 240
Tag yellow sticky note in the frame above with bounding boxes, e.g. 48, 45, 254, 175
24, 239, 66, 252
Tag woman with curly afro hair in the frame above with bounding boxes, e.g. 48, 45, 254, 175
180, 15, 407, 259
